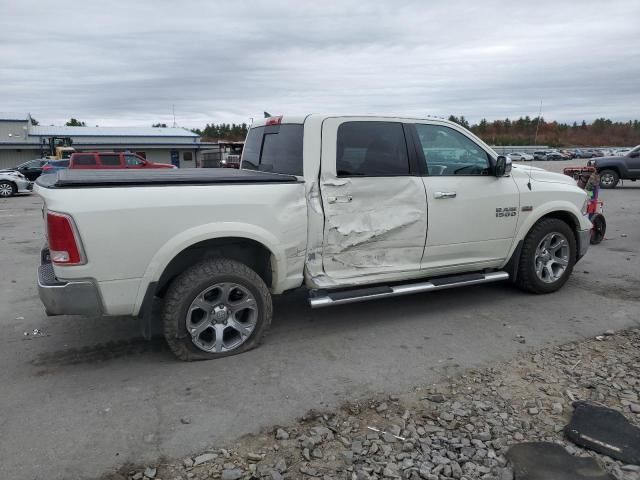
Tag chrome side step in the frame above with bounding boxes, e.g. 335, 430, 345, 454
308, 271, 509, 308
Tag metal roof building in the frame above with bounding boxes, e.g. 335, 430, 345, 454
0, 113, 214, 169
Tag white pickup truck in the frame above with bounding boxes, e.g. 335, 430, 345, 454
36, 115, 591, 360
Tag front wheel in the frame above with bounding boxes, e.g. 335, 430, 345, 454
0, 181, 16, 198
515, 218, 576, 294
162, 258, 272, 361
599, 169, 619, 189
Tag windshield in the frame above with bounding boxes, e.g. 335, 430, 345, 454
629, 145, 640, 155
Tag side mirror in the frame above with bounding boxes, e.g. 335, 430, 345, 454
494, 155, 512, 177
630, 151, 639, 158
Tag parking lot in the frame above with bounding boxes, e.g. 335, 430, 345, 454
0, 161, 639, 479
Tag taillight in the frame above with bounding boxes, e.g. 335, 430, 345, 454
265, 115, 282, 126
46, 211, 85, 265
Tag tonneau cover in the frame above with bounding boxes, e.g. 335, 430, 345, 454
36, 168, 301, 188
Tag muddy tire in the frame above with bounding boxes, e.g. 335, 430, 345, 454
162, 258, 272, 361
599, 169, 619, 189
515, 218, 576, 294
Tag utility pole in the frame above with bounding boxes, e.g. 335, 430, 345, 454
533, 99, 543, 146
172, 105, 176, 128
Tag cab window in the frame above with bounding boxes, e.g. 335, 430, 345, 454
99, 154, 121, 166
336, 122, 410, 176
415, 124, 490, 176
73, 154, 96, 166
125, 154, 144, 166
242, 124, 303, 176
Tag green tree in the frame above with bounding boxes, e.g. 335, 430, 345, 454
152, 123, 168, 128
65, 118, 86, 127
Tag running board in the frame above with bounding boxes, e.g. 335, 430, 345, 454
308, 271, 510, 308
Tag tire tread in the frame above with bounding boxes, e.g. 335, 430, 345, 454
515, 218, 576, 294
162, 258, 272, 361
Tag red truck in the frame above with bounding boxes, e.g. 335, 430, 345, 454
69, 152, 176, 170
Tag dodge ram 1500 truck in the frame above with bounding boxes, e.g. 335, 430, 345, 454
35, 115, 592, 361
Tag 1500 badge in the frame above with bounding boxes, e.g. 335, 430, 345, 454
496, 207, 517, 217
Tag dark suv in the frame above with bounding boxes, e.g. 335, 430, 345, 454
590, 145, 640, 188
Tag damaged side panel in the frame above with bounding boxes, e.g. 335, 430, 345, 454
312, 116, 429, 282
320, 176, 428, 279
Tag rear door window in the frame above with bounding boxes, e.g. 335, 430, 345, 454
99, 154, 121, 166
241, 124, 303, 176
336, 122, 410, 176
73, 154, 96, 166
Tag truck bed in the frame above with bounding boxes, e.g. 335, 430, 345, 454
36, 168, 301, 188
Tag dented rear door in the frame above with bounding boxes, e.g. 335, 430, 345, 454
319, 118, 428, 280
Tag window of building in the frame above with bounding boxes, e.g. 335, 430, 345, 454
183, 152, 193, 161
336, 122, 410, 176
414, 124, 490, 176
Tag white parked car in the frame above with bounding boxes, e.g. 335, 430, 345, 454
508, 152, 534, 161
35, 114, 591, 361
0, 169, 33, 197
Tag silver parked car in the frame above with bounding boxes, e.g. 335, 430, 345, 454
0, 169, 33, 197
508, 152, 534, 162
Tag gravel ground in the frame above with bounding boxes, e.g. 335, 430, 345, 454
105, 328, 640, 480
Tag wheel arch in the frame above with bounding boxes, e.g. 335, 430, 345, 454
504, 206, 585, 280
155, 237, 275, 298
134, 223, 289, 317
597, 165, 623, 177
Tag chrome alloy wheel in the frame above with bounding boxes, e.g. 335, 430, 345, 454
186, 282, 258, 353
0, 183, 13, 197
600, 172, 616, 187
534, 232, 570, 283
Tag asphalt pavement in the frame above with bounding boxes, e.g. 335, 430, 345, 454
0, 161, 638, 479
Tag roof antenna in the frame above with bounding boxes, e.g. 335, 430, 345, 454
528, 99, 543, 190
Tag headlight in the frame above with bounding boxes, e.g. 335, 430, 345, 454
581, 198, 589, 215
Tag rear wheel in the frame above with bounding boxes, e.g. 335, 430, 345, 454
590, 213, 606, 245
599, 169, 619, 189
162, 258, 272, 361
0, 181, 16, 198
515, 218, 576, 294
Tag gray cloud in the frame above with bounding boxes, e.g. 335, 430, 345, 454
1, 0, 638, 127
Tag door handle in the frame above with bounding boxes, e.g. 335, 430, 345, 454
327, 195, 353, 204
434, 191, 457, 199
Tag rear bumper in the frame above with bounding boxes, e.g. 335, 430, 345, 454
37, 261, 103, 316
576, 228, 590, 262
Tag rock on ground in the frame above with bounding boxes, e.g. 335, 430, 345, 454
107, 328, 640, 480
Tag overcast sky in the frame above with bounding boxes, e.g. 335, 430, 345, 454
1, 0, 639, 128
